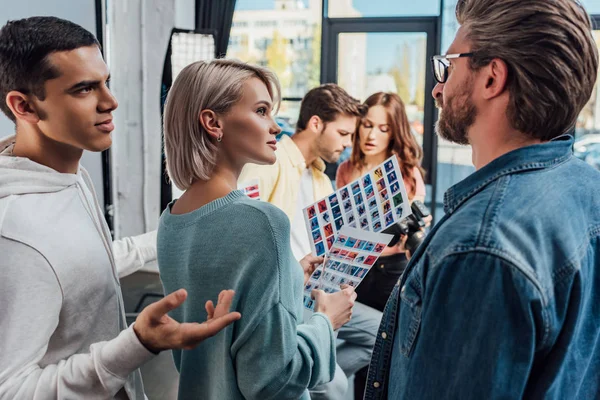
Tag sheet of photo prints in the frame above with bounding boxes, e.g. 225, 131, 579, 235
303, 156, 411, 256
302, 226, 393, 310
238, 179, 260, 200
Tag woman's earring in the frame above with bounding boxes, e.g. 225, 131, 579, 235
217, 134, 222, 142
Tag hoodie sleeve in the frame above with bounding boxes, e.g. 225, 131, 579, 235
113, 230, 158, 278
0, 238, 155, 399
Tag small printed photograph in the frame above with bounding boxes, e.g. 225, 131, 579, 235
339, 277, 349, 286
348, 280, 357, 287
371, 210, 380, 220
247, 191, 260, 199
322, 212, 332, 223
347, 212, 355, 224
324, 223, 334, 237
355, 255, 366, 264
343, 199, 353, 212
315, 241, 325, 256
396, 206, 404, 218
393, 192, 404, 207
368, 198, 378, 210
312, 282, 321, 291
324, 287, 335, 294
387, 171, 398, 183
373, 220, 382, 232
318, 200, 328, 213
355, 268, 368, 279
310, 217, 319, 231
307, 205, 317, 219
357, 204, 366, 217
341, 188, 350, 200
304, 297, 314, 309
390, 181, 400, 195
384, 211, 394, 226
382, 200, 392, 214
328, 273, 338, 283
364, 241, 375, 252
354, 193, 364, 205
365, 185, 375, 199
332, 205, 342, 219
350, 266, 360, 276
335, 217, 344, 230
340, 249, 350, 258
336, 234, 348, 245
360, 217, 369, 229
374, 168, 384, 180
304, 282, 312, 291
376, 178, 386, 192
345, 237, 357, 248
331, 247, 341, 256
312, 269, 322, 280
312, 229, 322, 242
364, 255, 377, 266
374, 243, 386, 253
349, 221, 357, 228
351, 181, 361, 195
384, 159, 394, 172
347, 251, 358, 261
338, 264, 350, 274
380, 188, 389, 200
362, 174, 372, 187
326, 235, 335, 249
328, 194, 339, 207
354, 239, 364, 249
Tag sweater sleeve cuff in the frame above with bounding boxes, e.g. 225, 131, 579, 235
99, 325, 156, 378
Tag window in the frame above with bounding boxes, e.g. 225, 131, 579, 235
328, 0, 440, 18
228, 0, 322, 99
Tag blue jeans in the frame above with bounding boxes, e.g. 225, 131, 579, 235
310, 302, 382, 399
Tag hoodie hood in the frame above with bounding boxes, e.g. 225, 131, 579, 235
0, 134, 79, 199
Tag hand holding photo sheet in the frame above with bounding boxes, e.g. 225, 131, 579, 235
303, 155, 411, 256
303, 226, 393, 310
238, 179, 260, 200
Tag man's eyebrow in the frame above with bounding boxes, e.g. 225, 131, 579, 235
66, 74, 111, 92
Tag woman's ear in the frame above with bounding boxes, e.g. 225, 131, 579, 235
199, 109, 223, 141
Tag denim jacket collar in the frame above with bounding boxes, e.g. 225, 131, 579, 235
443, 135, 574, 215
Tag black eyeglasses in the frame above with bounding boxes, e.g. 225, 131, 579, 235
431, 53, 474, 84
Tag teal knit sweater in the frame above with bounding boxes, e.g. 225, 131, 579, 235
157, 190, 336, 399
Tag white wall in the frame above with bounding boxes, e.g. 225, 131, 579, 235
0, 0, 105, 207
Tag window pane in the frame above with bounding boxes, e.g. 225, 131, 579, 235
228, 0, 322, 98
574, 30, 600, 172
337, 32, 427, 147
582, 0, 600, 15
328, 0, 440, 18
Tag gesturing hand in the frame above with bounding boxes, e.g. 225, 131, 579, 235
133, 289, 241, 354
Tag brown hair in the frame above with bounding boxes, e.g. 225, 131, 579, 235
350, 92, 425, 198
296, 84, 366, 132
456, 0, 599, 140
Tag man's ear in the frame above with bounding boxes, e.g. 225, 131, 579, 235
308, 115, 323, 133
199, 109, 224, 141
6, 91, 41, 124
481, 58, 509, 100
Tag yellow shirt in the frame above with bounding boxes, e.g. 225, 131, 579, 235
239, 135, 334, 224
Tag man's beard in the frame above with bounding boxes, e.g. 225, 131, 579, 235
434, 78, 477, 145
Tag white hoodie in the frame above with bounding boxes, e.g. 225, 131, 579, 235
0, 135, 158, 399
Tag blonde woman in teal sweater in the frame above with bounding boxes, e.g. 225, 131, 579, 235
158, 59, 357, 399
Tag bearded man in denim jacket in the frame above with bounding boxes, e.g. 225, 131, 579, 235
365, 0, 600, 399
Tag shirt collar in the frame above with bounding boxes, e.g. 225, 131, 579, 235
279, 135, 326, 172
443, 134, 574, 215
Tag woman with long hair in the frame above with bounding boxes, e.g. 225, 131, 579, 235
158, 59, 356, 400
336, 91, 426, 311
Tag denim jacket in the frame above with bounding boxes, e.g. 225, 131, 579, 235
365, 136, 600, 399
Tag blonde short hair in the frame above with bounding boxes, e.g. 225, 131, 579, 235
163, 59, 281, 190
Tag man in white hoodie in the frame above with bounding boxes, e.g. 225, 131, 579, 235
0, 16, 241, 399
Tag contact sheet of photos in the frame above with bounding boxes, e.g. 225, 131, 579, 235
303, 226, 392, 310
238, 179, 261, 200
303, 156, 411, 256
